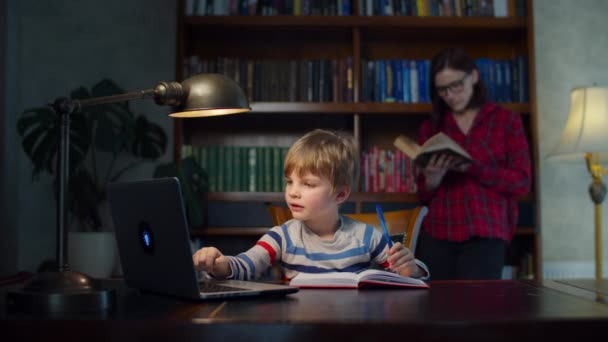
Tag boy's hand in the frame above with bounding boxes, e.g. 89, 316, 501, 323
387, 242, 421, 278
192, 247, 230, 278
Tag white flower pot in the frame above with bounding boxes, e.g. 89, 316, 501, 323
68, 231, 118, 279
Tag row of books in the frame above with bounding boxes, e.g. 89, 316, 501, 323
361, 59, 431, 104
361, 147, 418, 193
186, 0, 353, 16
185, 55, 528, 104
184, 56, 354, 103
182, 144, 419, 194
359, 0, 525, 17
185, 0, 526, 17
182, 145, 290, 193
476, 56, 528, 103
361, 56, 529, 104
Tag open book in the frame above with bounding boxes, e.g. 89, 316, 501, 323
289, 269, 429, 289
393, 132, 473, 168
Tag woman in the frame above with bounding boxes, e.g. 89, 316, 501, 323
415, 47, 531, 280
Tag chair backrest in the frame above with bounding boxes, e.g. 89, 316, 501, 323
265, 203, 428, 254
266, 203, 294, 227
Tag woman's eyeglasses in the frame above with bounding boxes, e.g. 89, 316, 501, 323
435, 73, 470, 97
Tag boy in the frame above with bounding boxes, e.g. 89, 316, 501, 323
193, 129, 429, 280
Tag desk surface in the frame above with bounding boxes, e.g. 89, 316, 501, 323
3, 280, 608, 341
554, 278, 608, 295
543, 278, 608, 304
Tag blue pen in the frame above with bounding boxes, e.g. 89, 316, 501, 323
375, 204, 393, 248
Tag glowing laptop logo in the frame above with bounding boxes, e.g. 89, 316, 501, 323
138, 221, 155, 254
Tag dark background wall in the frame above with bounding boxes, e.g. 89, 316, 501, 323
1, 0, 8, 275
1, 0, 176, 275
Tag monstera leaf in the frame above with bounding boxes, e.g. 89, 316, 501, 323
17, 105, 89, 179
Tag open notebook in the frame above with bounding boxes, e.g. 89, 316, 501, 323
107, 177, 298, 300
290, 269, 429, 289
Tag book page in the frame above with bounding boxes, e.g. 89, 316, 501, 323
356, 269, 428, 287
394, 133, 473, 169
421, 133, 472, 160
289, 272, 359, 288
393, 135, 422, 160
290, 270, 429, 288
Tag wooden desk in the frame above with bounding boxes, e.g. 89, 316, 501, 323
3, 280, 608, 341
543, 278, 608, 303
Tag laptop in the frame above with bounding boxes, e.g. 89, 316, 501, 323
107, 177, 298, 300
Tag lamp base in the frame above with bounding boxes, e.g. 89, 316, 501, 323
6, 270, 115, 313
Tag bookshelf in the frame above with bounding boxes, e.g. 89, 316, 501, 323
174, 0, 539, 280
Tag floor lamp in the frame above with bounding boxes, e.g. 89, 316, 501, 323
548, 86, 608, 284
7, 73, 251, 313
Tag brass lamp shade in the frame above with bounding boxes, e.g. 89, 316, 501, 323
548, 87, 608, 161
166, 73, 251, 118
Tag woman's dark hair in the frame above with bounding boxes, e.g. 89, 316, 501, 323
429, 47, 489, 129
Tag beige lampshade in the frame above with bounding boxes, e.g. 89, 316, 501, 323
547, 86, 608, 162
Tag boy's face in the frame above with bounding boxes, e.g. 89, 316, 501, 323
284, 170, 348, 228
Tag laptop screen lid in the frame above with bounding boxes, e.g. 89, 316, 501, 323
107, 177, 298, 300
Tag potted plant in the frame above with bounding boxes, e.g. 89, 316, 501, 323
17, 79, 167, 277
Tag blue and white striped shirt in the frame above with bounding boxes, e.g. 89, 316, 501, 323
225, 215, 429, 280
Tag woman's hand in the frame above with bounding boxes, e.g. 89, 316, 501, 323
423, 154, 472, 190
423, 153, 454, 190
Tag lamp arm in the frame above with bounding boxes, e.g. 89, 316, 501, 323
51, 81, 184, 271
50, 75, 244, 270
69, 81, 184, 110
53, 81, 184, 115
77, 89, 156, 108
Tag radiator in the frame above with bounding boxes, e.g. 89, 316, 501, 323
542, 261, 608, 279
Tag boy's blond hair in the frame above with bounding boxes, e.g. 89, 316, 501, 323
284, 129, 359, 193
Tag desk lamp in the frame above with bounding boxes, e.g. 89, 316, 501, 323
548, 86, 608, 283
7, 73, 250, 313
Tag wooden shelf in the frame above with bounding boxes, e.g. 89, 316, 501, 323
177, 0, 539, 280
207, 192, 283, 202
207, 192, 419, 202
207, 192, 531, 202
251, 102, 530, 114
191, 227, 270, 237
515, 227, 535, 235
349, 192, 419, 202
184, 15, 527, 30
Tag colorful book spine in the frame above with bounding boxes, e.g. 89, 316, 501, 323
248, 147, 257, 192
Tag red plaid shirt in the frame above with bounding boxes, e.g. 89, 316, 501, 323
416, 103, 531, 242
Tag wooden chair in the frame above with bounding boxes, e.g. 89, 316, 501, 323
265, 204, 428, 253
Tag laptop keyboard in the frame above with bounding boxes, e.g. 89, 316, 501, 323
199, 282, 246, 293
